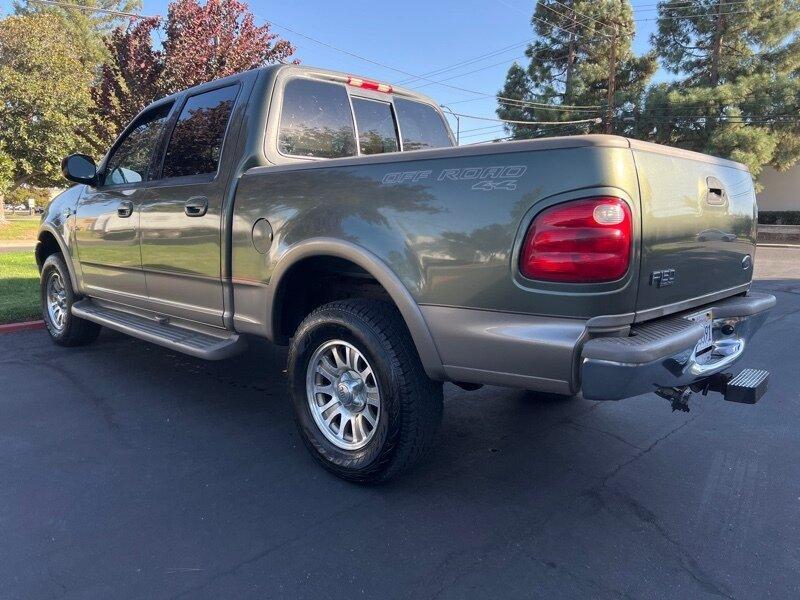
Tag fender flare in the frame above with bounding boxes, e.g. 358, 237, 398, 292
266, 238, 446, 381
36, 224, 80, 293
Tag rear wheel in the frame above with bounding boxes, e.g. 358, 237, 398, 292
288, 299, 443, 483
40, 253, 100, 347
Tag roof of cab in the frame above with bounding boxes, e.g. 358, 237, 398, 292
268, 63, 439, 104
153, 63, 440, 108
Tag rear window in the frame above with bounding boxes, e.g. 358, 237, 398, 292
393, 98, 452, 151
162, 85, 238, 179
278, 79, 357, 158
352, 97, 399, 155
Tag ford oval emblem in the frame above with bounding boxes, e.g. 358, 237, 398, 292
741, 255, 752, 270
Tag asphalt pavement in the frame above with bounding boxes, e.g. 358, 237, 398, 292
1, 248, 799, 599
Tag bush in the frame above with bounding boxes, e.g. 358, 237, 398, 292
758, 211, 800, 225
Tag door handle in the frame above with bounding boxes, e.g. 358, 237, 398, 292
184, 196, 208, 217
117, 200, 134, 218
706, 177, 727, 206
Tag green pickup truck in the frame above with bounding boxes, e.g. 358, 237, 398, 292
40, 64, 774, 481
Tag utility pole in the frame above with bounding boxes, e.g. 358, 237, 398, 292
439, 104, 460, 144
604, 20, 619, 134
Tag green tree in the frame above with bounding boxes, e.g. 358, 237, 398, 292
647, 0, 800, 176
14, 0, 143, 68
0, 14, 100, 195
95, 0, 295, 143
497, 0, 656, 139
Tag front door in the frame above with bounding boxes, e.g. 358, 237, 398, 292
75, 102, 174, 305
139, 84, 240, 326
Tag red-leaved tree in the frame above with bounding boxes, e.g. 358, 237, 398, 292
94, 0, 295, 142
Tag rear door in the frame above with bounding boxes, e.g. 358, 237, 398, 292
633, 144, 757, 316
139, 84, 241, 325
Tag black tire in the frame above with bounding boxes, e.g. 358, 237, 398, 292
287, 299, 443, 483
40, 253, 101, 347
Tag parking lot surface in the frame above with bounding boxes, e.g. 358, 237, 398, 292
1, 248, 798, 599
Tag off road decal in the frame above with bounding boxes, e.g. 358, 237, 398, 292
381, 165, 527, 191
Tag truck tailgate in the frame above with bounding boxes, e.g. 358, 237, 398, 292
632, 141, 757, 317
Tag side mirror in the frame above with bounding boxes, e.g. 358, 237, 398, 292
61, 153, 97, 185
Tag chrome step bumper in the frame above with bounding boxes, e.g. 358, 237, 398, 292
580, 292, 775, 401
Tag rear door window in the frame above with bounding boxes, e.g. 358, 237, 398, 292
278, 79, 357, 158
161, 85, 238, 179
352, 97, 399, 155
393, 98, 452, 151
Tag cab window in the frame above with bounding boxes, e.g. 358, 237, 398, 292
161, 85, 238, 179
393, 98, 452, 151
278, 79, 357, 159
102, 103, 172, 186
352, 97, 399, 155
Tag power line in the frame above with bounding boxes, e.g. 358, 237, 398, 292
396, 38, 534, 86
493, 0, 606, 43
549, 0, 615, 36
633, 8, 758, 22
459, 127, 508, 140
633, 0, 751, 12
412, 55, 527, 90
447, 111, 603, 126
460, 123, 515, 134
28, 0, 153, 19
256, 13, 604, 111
30, 0, 603, 114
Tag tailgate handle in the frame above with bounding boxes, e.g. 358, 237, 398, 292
706, 177, 727, 206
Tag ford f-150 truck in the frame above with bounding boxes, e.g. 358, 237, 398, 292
40, 64, 774, 481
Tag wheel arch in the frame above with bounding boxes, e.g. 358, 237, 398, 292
267, 238, 445, 380
36, 226, 80, 292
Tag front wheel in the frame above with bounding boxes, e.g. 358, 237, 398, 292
40, 253, 101, 346
287, 299, 443, 483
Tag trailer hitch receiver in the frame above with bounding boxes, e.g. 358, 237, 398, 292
657, 368, 769, 412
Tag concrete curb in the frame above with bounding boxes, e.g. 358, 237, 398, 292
758, 224, 800, 245
0, 320, 45, 334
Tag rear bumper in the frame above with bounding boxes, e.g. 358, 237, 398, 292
580, 292, 775, 400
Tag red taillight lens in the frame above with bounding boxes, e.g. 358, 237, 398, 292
519, 197, 632, 283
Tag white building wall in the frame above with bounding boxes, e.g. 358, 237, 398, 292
757, 165, 800, 212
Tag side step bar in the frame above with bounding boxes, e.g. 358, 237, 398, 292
72, 300, 246, 360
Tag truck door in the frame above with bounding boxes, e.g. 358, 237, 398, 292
138, 84, 241, 326
74, 102, 173, 305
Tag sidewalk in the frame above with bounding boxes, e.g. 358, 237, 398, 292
0, 240, 36, 254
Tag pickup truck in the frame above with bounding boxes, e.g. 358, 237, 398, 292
40, 64, 774, 482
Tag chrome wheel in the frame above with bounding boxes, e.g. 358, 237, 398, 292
306, 339, 381, 450
46, 271, 68, 331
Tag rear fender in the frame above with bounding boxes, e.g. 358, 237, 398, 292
266, 238, 445, 380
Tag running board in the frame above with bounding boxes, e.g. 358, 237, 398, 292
71, 300, 246, 360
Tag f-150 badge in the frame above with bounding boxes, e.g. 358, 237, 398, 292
650, 269, 676, 288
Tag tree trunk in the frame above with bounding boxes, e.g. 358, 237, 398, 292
605, 22, 618, 134
564, 0, 577, 105
710, 0, 725, 86
0, 194, 6, 225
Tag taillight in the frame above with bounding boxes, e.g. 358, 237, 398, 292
346, 76, 393, 94
519, 197, 632, 283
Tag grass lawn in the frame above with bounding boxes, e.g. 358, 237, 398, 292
0, 251, 40, 324
0, 216, 40, 241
